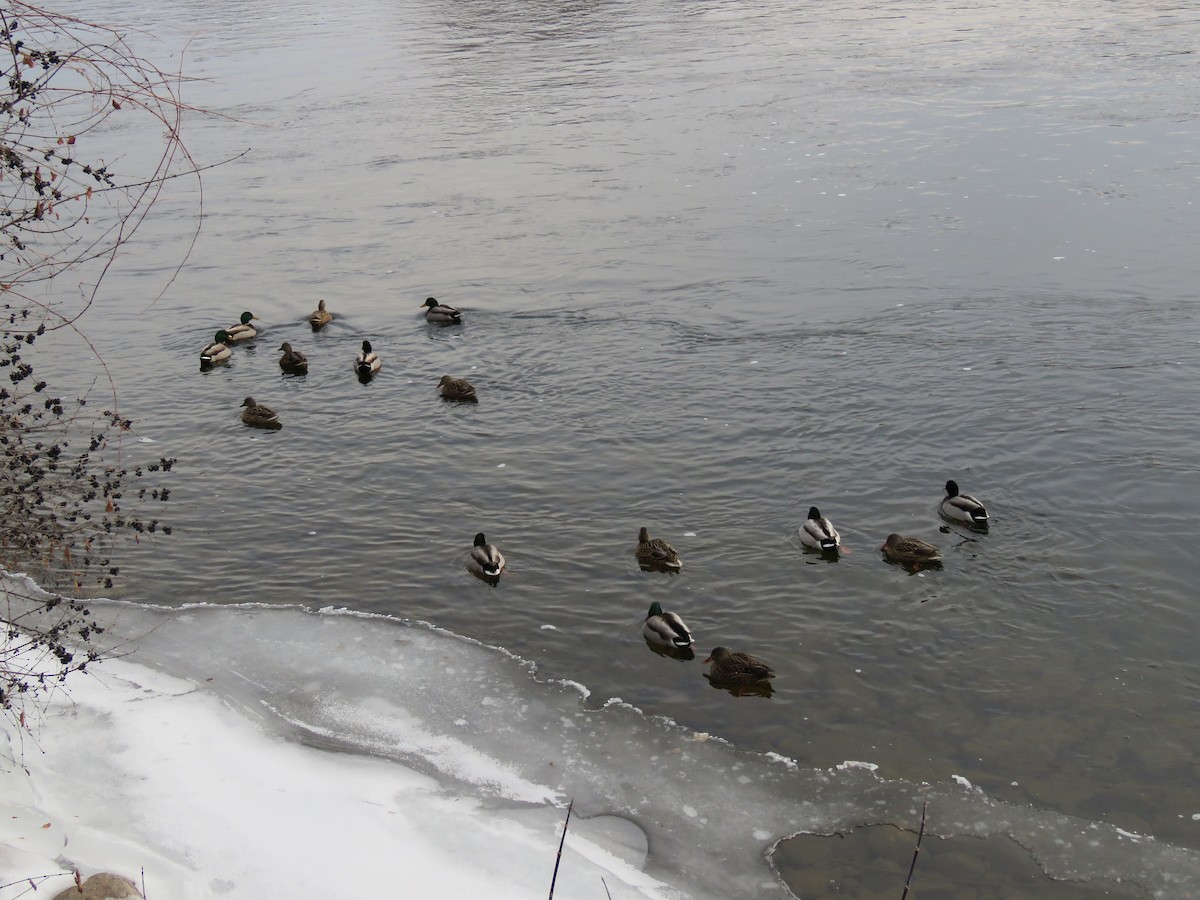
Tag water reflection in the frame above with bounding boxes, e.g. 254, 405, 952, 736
643, 640, 696, 662
705, 676, 776, 700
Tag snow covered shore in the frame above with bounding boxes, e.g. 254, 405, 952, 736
0, 649, 675, 899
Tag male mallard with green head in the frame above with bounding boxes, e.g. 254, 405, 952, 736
422, 297, 463, 324
468, 532, 505, 579
642, 602, 694, 649
240, 396, 282, 430
355, 340, 381, 377
200, 330, 232, 368
438, 374, 477, 402
225, 311, 259, 342
635, 526, 683, 571
799, 506, 841, 552
940, 479, 989, 527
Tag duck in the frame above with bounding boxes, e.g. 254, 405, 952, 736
941, 479, 989, 527
468, 532, 505, 579
278, 342, 308, 375
199, 330, 232, 368
438, 374, 477, 402
240, 396, 282, 430
879, 533, 942, 568
642, 602, 694, 649
225, 311, 259, 342
704, 646, 776, 685
799, 506, 841, 552
309, 299, 333, 330
422, 297, 463, 324
635, 526, 683, 571
355, 340, 381, 377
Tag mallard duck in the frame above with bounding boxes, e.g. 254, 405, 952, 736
278, 342, 308, 375
635, 526, 683, 571
240, 396, 282, 430
199, 330, 232, 368
880, 533, 942, 568
704, 646, 776, 684
309, 299, 333, 330
468, 532, 505, 578
422, 297, 462, 324
355, 340, 381, 377
799, 506, 840, 552
225, 311, 259, 342
438, 374, 477, 402
642, 602, 694, 649
941, 479, 989, 526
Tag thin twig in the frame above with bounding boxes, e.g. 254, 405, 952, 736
548, 798, 574, 900
900, 799, 928, 900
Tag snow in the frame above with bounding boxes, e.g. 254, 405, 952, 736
4, 573, 1200, 899
0, 649, 670, 899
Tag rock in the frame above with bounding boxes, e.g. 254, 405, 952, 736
52, 872, 142, 900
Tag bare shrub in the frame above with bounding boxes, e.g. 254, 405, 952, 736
2, 1, 201, 730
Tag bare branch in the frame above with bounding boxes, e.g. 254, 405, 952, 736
548, 799, 574, 900
900, 799, 928, 900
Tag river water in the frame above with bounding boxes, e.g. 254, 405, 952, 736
26, 0, 1200, 896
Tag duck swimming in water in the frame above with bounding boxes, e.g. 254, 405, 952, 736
355, 340, 381, 378
240, 396, 282, 430
468, 532, 505, 580
309, 299, 333, 330
278, 342, 308, 375
704, 646, 775, 685
879, 533, 942, 570
422, 297, 463, 324
225, 311, 259, 342
799, 506, 841, 552
200, 330, 232, 368
635, 526, 683, 571
940, 479, 989, 527
438, 374, 477, 402
642, 602, 694, 649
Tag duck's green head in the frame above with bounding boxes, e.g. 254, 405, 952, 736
423, 297, 439, 310
215, 329, 231, 343
647, 601, 663, 618
239, 311, 256, 325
